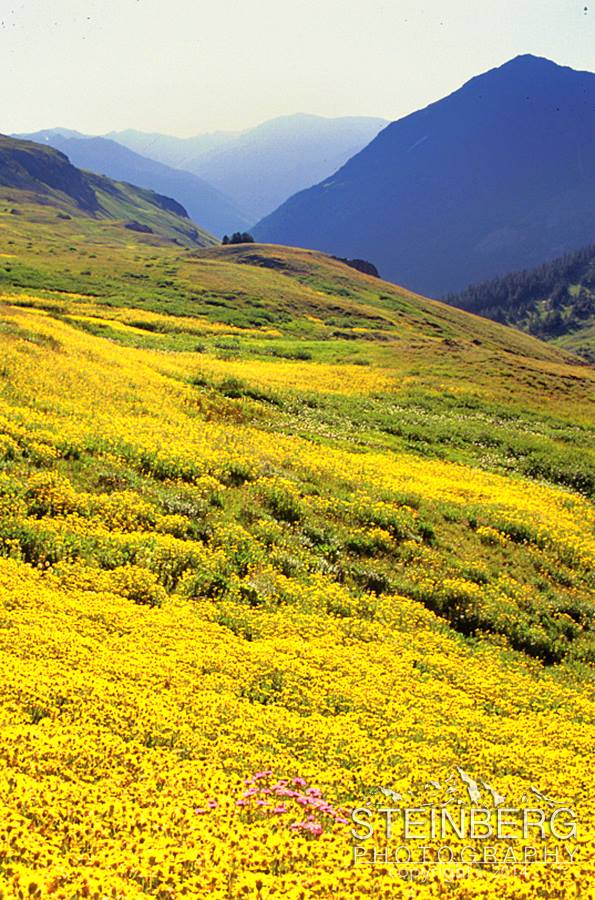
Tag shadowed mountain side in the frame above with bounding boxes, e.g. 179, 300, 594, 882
254, 56, 595, 297
111, 114, 388, 220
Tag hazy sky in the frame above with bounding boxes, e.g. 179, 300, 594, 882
1, 0, 593, 136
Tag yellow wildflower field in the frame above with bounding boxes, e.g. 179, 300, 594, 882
0, 235, 593, 898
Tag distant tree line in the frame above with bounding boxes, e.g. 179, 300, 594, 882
445, 243, 595, 342
222, 232, 255, 245
332, 256, 380, 278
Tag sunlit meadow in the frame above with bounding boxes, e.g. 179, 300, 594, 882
0, 201, 593, 898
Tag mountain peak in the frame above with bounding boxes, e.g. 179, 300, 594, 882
254, 55, 595, 296
506, 53, 556, 65
468, 53, 591, 88
458, 54, 582, 89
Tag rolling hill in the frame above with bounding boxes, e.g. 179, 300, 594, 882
445, 243, 595, 361
253, 55, 595, 296
0, 134, 218, 250
16, 131, 250, 237
111, 114, 388, 220
0, 189, 593, 896
0, 134, 220, 249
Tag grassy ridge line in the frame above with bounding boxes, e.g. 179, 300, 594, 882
0, 196, 586, 362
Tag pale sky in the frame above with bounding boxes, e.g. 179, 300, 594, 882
1, 0, 593, 136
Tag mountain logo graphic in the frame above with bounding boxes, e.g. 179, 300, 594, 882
376, 767, 570, 810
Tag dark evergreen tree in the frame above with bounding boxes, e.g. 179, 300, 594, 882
227, 232, 255, 244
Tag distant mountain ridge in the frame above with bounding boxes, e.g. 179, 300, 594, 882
110, 113, 388, 220
0, 134, 216, 247
445, 243, 595, 361
253, 55, 595, 297
15, 132, 249, 236
106, 128, 241, 169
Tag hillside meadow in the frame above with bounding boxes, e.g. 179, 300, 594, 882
0, 201, 593, 898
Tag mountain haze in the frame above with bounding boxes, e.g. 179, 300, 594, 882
107, 128, 241, 169
16, 132, 249, 236
112, 114, 388, 220
254, 56, 595, 296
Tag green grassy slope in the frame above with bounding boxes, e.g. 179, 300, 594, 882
0, 216, 593, 669
1, 199, 593, 501
0, 181, 594, 900
0, 134, 217, 248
